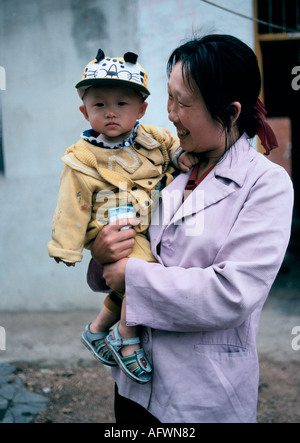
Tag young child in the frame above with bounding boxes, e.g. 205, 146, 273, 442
47, 49, 198, 384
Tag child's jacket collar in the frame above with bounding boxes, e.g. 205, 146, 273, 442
81, 121, 139, 149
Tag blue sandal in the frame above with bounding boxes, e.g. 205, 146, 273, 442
105, 324, 152, 384
81, 324, 117, 366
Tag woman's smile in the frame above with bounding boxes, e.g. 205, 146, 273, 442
175, 126, 190, 139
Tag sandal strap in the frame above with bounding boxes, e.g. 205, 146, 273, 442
121, 349, 152, 377
95, 341, 114, 362
105, 324, 152, 383
84, 324, 108, 344
122, 355, 146, 378
110, 324, 141, 351
134, 348, 152, 373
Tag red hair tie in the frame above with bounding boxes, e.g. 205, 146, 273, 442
256, 98, 279, 155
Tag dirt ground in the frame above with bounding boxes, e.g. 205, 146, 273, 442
13, 355, 300, 424
258, 357, 300, 423
16, 361, 116, 424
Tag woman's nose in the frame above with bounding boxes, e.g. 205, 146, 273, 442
167, 99, 178, 123
168, 105, 178, 123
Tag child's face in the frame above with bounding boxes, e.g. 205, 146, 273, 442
80, 86, 148, 144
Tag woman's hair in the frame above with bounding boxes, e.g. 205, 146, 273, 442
167, 34, 262, 139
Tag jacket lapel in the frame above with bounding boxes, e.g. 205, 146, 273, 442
172, 177, 235, 225
150, 171, 189, 245
160, 134, 255, 227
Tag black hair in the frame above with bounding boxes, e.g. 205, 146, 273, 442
167, 34, 261, 140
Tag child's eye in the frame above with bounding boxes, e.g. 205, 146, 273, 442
118, 102, 128, 106
95, 103, 104, 107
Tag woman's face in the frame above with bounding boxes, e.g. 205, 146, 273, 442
167, 62, 226, 160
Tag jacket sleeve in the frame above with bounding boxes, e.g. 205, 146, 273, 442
87, 259, 111, 293
47, 166, 94, 263
162, 128, 182, 166
124, 167, 294, 332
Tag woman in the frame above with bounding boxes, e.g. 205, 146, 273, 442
87, 35, 293, 423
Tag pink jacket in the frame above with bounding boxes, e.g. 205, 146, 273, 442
88, 134, 293, 423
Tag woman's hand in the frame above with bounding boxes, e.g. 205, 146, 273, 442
91, 218, 140, 265
103, 258, 129, 293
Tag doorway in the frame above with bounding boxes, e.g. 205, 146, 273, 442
254, 0, 300, 253
261, 39, 300, 217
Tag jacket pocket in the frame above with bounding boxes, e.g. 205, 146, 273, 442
194, 344, 251, 360
193, 343, 255, 422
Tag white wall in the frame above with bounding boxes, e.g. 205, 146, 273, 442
0, 0, 254, 310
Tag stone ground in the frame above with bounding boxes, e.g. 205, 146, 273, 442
0, 251, 300, 423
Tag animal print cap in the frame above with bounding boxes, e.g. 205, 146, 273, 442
76, 49, 150, 99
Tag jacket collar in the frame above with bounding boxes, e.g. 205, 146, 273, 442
214, 133, 255, 188
81, 121, 139, 149
156, 133, 256, 231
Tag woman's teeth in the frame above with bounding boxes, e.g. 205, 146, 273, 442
178, 130, 189, 137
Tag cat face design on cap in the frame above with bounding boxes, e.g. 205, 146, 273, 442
85, 57, 145, 85
76, 50, 150, 98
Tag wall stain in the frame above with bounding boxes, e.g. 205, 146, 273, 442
71, 0, 107, 61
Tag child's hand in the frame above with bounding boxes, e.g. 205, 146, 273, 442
54, 257, 75, 267
178, 152, 200, 173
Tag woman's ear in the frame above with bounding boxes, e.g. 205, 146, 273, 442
79, 104, 89, 121
229, 101, 242, 126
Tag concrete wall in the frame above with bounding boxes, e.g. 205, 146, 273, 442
0, 0, 254, 310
